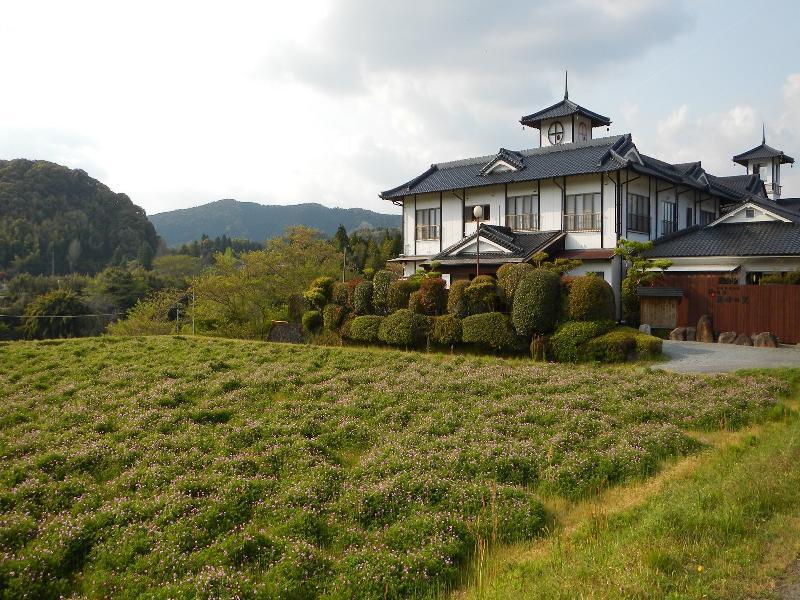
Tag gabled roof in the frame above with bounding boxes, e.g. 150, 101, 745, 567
520, 98, 611, 129
644, 221, 800, 258
732, 143, 794, 166
429, 225, 565, 265
707, 174, 767, 199
710, 199, 798, 226
479, 148, 525, 175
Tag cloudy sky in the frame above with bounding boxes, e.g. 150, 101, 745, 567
1, 0, 799, 216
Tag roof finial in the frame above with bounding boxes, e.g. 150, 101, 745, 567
564, 70, 569, 100
762, 122, 766, 145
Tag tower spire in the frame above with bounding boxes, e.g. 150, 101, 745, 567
762, 122, 766, 145
564, 70, 569, 100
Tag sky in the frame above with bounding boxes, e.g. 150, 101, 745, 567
1, 0, 799, 216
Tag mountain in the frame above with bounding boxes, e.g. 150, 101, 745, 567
149, 199, 402, 246
0, 159, 158, 276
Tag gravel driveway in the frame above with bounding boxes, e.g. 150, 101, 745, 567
659, 340, 800, 373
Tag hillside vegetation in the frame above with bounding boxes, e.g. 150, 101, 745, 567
149, 199, 401, 246
0, 336, 788, 599
0, 160, 158, 276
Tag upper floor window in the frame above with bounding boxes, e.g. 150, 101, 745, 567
627, 193, 650, 233
465, 204, 490, 223
548, 121, 564, 145
686, 206, 694, 228
564, 193, 601, 231
415, 207, 440, 240
661, 201, 676, 235
578, 122, 588, 142
505, 194, 538, 231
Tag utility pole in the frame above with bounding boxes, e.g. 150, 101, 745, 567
473, 205, 483, 277
191, 292, 196, 335
175, 304, 180, 334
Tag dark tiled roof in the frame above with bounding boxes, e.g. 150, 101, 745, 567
732, 143, 794, 166
429, 225, 565, 265
776, 198, 800, 215
520, 98, 611, 128
381, 135, 633, 199
707, 174, 766, 199
637, 287, 684, 297
479, 148, 525, 175
645, 222, 800, 258
554, 248, 616, 260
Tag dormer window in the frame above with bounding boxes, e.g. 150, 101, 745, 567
578, 122, 588, 142
548, 121, 564, 145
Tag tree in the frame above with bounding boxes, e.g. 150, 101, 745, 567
332, 225, 350, 253
21, 289, 91, 339
137, 242, 154, 270
615, 239, 672, 324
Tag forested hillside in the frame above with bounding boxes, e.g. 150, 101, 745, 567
0, 159, 158, 276
149, 198, 401, 246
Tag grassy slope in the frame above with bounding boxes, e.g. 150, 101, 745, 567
457, 369, 800, 600
0, 337, 793, 599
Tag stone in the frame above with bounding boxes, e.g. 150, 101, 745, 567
685, 327, 697, 342
669, 327, 687, 341
734, 333, 753, 346
697, 314, 715, 343
753, 331, 779, 348
638, 324, 651, 335
717, 331, 737, 344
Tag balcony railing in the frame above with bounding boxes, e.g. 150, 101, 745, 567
626, 214, 650, 234
661, 220, 677, 235
765, 182, 782, 196
505, 213, 539, 231
415, 225, 439, 241
563, 212, 601, 231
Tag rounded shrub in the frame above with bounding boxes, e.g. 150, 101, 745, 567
408, 290, 422, 314
497, 263, 535, 309
549, 320, 616, 362
353, 281, 374, 315
301, 310, 322, 334
430, 315, 462, 347
461, 312, 518, 353
568, 275, 616, 322
378, 309, 428, 348
446, 280, 470, 318
387, 280, 415, 313
346, 316, 384, 344
346, 278, 363, 309
511, 269, 561, 337
372, 269, 397, 315
323, 303, 348, 331
331, 281, 349, 306
303, 276, 335, 310
465, 275, 497, 314
416, 277, 447, 315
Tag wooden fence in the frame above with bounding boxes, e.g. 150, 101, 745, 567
653, 275, 800, 344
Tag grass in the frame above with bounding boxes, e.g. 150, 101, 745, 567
0, 336, 792, 599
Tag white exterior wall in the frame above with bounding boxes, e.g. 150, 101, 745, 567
723, 205, 784, 223
441, 190, 463, 249
463, 185, 505, 236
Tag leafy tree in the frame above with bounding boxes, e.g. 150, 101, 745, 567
615, 239, 672, 324
511, 269, 561, 336
21, 289, 91, 339
138, 242, 155, 270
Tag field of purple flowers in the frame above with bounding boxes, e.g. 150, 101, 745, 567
0, 336, 788, 598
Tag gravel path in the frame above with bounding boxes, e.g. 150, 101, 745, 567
659, 340, 800, 373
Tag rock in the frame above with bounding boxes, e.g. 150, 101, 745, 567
697, 314, 714, 342
685, 327, 697, 342
717, 331, 737, 344
669, 327, 686, 341
753, 331, 779, 348
734, 333, 753, 346
638, 324, 651, 335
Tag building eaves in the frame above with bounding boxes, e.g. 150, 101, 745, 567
732, 143, 795, 166
519, 99, 612, 128
645, 221, 800, 258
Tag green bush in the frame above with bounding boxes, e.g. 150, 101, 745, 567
331, 281, 349, 306
303, 276, 335, 311
378, 309, 428, 348
323, 303, 348, 331
446, 280, 470, 318
372, 270, 398, 315
415, 277, 447, 315
760, 271, 800, 285
511, 269, 562, 337
461, 312, 519, 353
387, 280, 415, 313
550, 320, 616, 362
287, 293, 308, 323
408, 290, 423, 314
353, 281, 373, 315
497, 263, 535, 309
430, 315, 462, 347
346, 278, 363, 309
568, 275, 615, 322
635, 331, 663, 357
21, 289, 92, 339
465, 275, 497, 314
584, 329, 637, 362
301, 310, 322, 334
346, 316, 384, 343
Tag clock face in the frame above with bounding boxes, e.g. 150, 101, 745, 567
548, 121, 564, 145
578, 122, 588, 141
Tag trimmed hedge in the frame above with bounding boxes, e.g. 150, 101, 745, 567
568, 275, 616, 322
430, 315, 462, 347
416, 277, 447, 315
465, 275, 497, 314
387, 280, 415, 313
378, 309, 428, 348
550, 320, 616, 362
461, 312, 518, 353
347, 315, 384, 343
331, 281, 349, 306
303, 276, 335, 311
323, 303, 347, 330
582, 327, 662, 362
511, 269, 561, 337
372, 270, 397, 315
353, 281, 374, 315
497, 263, 535, 309
635, 330, 663, 357
301, 310, 323, 333
446, 280, 470, 318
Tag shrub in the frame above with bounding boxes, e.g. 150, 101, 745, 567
287, 294, 307, 323
21, 289, 92, 339
323, 304, 348, 331
415, 277, 447, 315
461, 312, 519, 353
346, 278, 363, 309
497, 263, 535, 309
465, 275, 497, 314
107, 291, 179, 336
760, 271, 800, 285
372, 270, 398, 315
568, 275, 615, 322
303, 276, 335, 311
353, 281, 373, 315
408, 290, 422, 314
446, 280, 470, 318
511, 269, 561, 337
339, 314, 355, 339
430, 315, 462, 347
331, 281, 349, 306
378, 309, 428, 348
550, 320, 616, 362
584, 329, 637, 362
635, 331, 663, 357
530, 335, 550, 361
346, 316, 384, 343
387, 280, 415, 313
301, 310, 322, 334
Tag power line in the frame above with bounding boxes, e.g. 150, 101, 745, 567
0, 313, 120, 319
